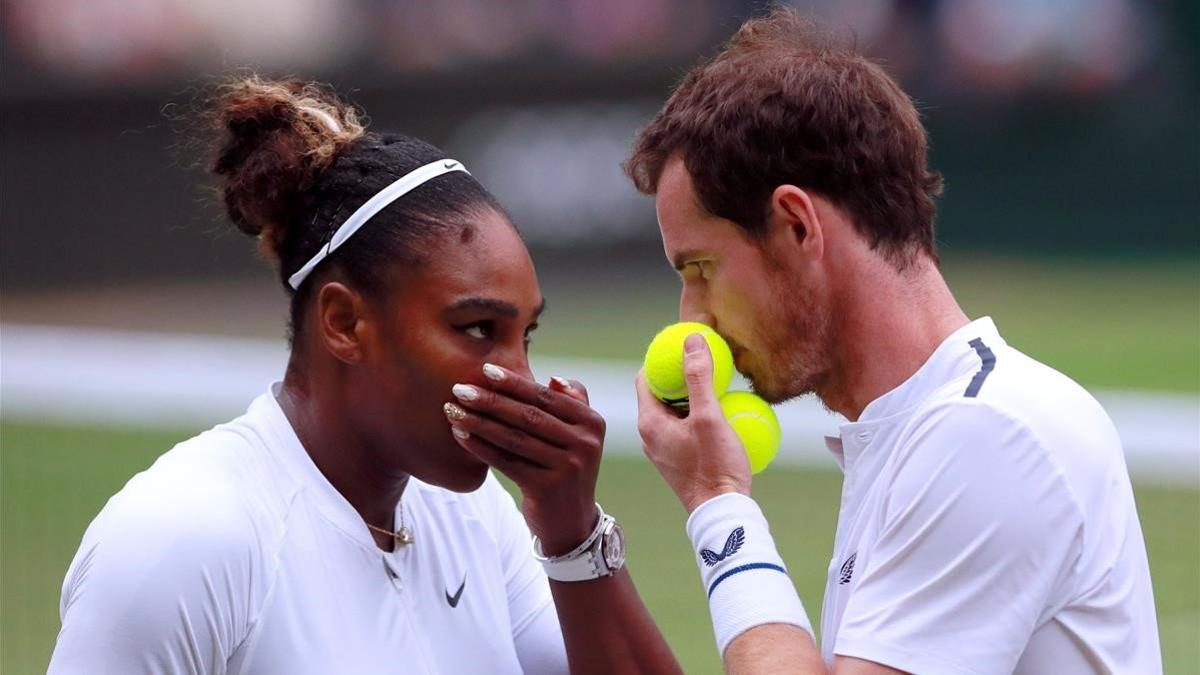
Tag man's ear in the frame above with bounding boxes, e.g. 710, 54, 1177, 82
768, 185, 824, 262
315, 282, 371, 365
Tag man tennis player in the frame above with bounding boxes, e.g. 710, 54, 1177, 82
628, 9, 1161, 674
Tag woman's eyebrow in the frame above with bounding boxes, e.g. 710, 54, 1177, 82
447, 297, 547, 319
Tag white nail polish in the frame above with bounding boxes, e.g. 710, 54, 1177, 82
551, 376, 572, 390
483, 363, 505, 381
452, 384, 478, 401
451, 426, 470, 440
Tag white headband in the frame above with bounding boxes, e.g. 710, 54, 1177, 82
288, 158, 470, 289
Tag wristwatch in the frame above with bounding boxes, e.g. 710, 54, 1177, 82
532, 503, 626, 582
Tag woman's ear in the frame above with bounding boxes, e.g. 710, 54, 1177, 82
315, 282, 370, 365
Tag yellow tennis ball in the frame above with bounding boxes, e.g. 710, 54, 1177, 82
643, 322, 734, 409
719, 391, 781, 474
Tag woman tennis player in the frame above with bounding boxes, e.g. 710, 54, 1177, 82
48, 78, 680, 674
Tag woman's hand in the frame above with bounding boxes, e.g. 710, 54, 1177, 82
445, 363, 606, 555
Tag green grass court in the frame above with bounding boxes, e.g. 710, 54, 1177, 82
3, 422, 1197, 674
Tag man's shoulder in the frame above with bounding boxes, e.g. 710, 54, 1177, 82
896, 342, 1125, 517
982, 344, 1108, 417
916, 342, 1119, 454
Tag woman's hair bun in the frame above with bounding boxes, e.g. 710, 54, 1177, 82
208, 75, 365, 262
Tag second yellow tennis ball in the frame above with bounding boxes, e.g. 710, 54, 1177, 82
720, 391, 781, 474
643, 322, 734, 409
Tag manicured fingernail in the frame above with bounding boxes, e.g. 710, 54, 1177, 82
452, 384, 478, 401
451, 426, 470, 440
483, 363, 506, 381
685, 333, 705, 353
443, 402, 468, 421
550, 376, 572, 390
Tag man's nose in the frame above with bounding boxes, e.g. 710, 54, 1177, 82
679, 286, 714, 328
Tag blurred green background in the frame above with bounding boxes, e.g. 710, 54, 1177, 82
2, 0, 1198, 672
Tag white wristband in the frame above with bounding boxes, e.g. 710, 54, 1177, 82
686, 492, 813, 656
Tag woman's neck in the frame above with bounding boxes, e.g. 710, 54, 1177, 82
276, 367, 409, 544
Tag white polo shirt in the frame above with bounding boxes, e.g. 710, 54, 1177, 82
820, 317, 1160, 674
49, 385, 569, 675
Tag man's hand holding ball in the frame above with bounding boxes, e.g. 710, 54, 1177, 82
637, 329, 777, 513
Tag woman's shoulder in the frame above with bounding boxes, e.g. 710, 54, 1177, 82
56, 426, 284, 669
85, 420, 292, 562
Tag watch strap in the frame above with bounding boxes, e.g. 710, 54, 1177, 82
533, 505, 621, 582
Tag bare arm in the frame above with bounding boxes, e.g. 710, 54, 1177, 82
447, 364, 682, 675
550, 568, 680, 674
724, 625, 903, 675
725, 624, 825, 674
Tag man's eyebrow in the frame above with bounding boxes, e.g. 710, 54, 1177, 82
448, 297, 547, 319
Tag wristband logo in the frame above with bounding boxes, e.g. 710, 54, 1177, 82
700, 526, 745, 566
838, 552, 856, 584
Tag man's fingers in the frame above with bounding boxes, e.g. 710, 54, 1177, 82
634, 370, 662, 421
635, 369, 678, 447
682, 333, 719, 412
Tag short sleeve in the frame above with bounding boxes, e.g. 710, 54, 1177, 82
833, 401, 1084, 675
481, 473, 568, 674
48, 476, 263, 675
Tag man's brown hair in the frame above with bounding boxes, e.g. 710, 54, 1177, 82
626, 7, 943, 267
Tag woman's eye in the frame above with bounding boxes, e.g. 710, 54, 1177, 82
464, 322, 492, 340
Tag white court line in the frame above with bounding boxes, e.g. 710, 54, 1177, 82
2, 323, 1197, 486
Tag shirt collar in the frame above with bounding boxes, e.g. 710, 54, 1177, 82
828, 317, 1004, 469
824, 435, 846, 471
250, 382, 382, 551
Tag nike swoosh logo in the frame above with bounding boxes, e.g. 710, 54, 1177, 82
445, 575, 466, 608
443, 161, 458, 169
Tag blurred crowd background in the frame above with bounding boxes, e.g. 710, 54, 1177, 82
2, 1, 1197, 673
2, 0, 1197, 289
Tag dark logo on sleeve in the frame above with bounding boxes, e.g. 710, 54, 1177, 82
445, 574, 466, 608
838, 553, 856, 584
700, 526, 745, 566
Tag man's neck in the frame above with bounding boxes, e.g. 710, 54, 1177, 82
276, 365, 409, 533
820, 258, 968, 422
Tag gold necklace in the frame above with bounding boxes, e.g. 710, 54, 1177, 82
366, 502, 413, 546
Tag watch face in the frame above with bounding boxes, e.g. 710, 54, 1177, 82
602, 522, 626, 569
